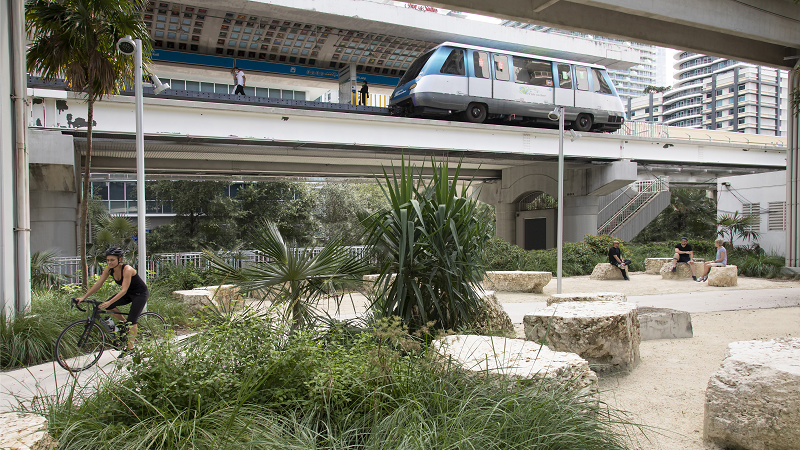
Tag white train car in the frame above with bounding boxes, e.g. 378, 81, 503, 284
389, 42, 626, 132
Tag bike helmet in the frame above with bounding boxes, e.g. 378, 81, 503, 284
105, 246, 125, 258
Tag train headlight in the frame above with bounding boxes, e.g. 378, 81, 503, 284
409, 82, 417, 90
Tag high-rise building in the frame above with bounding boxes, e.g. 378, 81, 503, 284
628, 52, 787, 135
500, 21, 659, 102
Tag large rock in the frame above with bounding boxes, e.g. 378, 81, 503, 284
589, 263, 626, 280
547, 292, 626, 306
470, 291, 514, 334
435, 334, 598, 395
704, 338, 800, 450
523, 301, 640, 371
482, 271, 552, 293
0, 412, 57, 450
646, 258, 704, 274
707, 265, 738, 287
172, 289, 213, 312
637, 307, 693, 340
660, 262, 698, 279
194, 284, 243, 309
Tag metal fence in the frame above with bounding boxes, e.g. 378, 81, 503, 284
51, 246, 372, 283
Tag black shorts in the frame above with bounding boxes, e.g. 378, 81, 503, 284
107, 290, 148, 325
676, 254, 692, 263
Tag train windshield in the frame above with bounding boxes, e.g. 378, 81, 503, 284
398, 50, 434, 86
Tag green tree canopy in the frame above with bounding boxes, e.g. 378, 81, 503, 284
316, 182, 387, 244
26, 0, 152, 287
234, 182, 318, 247
633, 188, 717, 243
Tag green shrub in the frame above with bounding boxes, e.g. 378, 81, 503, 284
150, 261, 214, 292
38, 314, 636, 449
482, 236, 528, 270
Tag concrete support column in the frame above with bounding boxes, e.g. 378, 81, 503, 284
0, 0, 16, 318
562, 196, 600, 243
786, 66, 800, 269
495, 202, 517, 246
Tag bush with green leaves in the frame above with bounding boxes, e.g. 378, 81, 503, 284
362, 158, 491, 331
36, 313, 637, 449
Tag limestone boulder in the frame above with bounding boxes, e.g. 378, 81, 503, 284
647, 258, 704, 274
708, 265, 738, 287
638, 307, 693, 340
660, 262, 698, 279
704, 338, 800, 450
173, 289, 213, 312
547, 292, 626, 306
523, 301, 640, 371
470, 291, 514, 334
435, 334, 598, 395
194, 284, 243, 309
589, 263, 625, 280
482, 271, 552, 293
0, 412, 57, 450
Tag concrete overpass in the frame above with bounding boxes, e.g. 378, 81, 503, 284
26, 88, 786, 254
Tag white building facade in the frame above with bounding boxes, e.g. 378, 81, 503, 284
717, 171, 787, 256
628, 52, 787, 135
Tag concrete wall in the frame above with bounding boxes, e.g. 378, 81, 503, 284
717, 171, 786, 256
516, 209, 555, 249
28, 130, 78, 257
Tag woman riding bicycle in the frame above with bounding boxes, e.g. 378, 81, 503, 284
77, 246, 148, 357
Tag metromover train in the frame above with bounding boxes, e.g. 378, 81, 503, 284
389, 42, 626, 132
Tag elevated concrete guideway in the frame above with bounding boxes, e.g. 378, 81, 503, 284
33, 93, 787, 179
420, 0, 800, 69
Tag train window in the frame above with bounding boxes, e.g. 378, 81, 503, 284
558, 64, 572, 89
592, 68, 613, 94
440, 49, 465, 76
575, 67, 589, 91
493, 55, 509, 81
397, 50, 433, 85
512, 57, 553, 87
473, 51, 490, 79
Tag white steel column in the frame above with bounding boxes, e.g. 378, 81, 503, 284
787, 65, 800, 270
556, 106, 564, 294
0, 0, 17, 319
134, 39, 147, 282
12, 0, 30, 313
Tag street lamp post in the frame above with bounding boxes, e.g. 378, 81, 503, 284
549, 107, 566, 294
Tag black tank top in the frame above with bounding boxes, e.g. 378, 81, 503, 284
111, 263, 148, 294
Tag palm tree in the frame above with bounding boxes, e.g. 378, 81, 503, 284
204, 221, 371, 331
717, 211, 761, 248
87, 198, 141, 267
26, 0, 151, 287
361, 157, 491, 331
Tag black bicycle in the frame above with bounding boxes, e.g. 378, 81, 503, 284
54, 298, 167, 372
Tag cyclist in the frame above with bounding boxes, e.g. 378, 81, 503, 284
77, 246, 149, 357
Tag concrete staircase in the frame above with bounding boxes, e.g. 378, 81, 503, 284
597, 178, 670, 241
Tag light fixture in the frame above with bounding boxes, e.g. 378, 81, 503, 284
117, 35, 136, 55
569, 129, 581, 142
663, 143, 674, 148
150, 73, 171, 95
548, 107, 560, 121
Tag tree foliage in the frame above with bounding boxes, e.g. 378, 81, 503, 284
362, 158, 491, 330
643, 85, 670, 93
316, 182, 387, 244
716, 211, 761, 247
26, 0, 152, 287
234, 181, 318, 247
633, 189, 717, 243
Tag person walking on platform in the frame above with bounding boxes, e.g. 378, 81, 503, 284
359, 81, 369, 105
231, 67, 246, 96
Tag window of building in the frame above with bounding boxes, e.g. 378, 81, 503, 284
473, 51, 490, 79
575, 66, 589, 91
738, 83, 746, 90
440, 48, 465, 75
716, 122, 722, 128
557, 64, 572, 89
738, 106, 745, 113
728, 120, 734, 126
645, 107, 650, 114
741, 203, 761, 233
728, 109, 734, 116
738, 95, 745, 102
715, 100, 723, 107
493, 54, 509, 81
706, 92, 712, 98
715, 111, 722, 118
728, 87, 734, 93
768, 202, 786, 231
715, 89, 722, 96
512, 56, 554, 87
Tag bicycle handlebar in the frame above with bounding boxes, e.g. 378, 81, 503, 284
71, 298, 103, 313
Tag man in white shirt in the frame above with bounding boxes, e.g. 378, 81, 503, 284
231, 67, 246, 96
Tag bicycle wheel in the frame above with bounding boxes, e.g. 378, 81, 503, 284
134, 312, 167, 346
55, 320, 106, 372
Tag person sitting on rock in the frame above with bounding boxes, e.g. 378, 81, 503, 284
698, 239, 727, 282
671, 237, 698, 281
608, 240, 631, 281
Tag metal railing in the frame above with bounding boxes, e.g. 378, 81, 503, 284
597, 178, 669, 236
614, 121, 670, 139
50, 246, 372, 282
